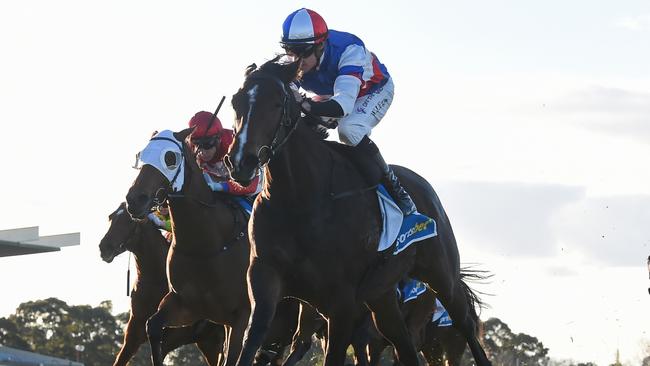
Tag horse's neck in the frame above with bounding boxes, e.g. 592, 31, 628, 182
132, 224, 168, 284
168, 195, 234, 250
266, 125, 333, 209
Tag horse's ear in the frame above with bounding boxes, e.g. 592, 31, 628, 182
245, 63, 257, 77
174, 127, 194, 143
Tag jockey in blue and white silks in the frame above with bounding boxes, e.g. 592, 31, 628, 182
280, 8, 417, 216
298, 30, 390, 118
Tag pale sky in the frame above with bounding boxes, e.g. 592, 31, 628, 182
1, 1, 649, 365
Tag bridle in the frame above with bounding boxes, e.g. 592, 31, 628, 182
225, 70, 300, 169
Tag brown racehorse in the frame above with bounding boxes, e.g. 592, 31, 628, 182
225, 59, 491, 366
124, 130, 298, 366
99, 202, 224, 365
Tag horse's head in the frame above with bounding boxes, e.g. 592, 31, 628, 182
126, 129, 193, 219
99, 202, 139, 263
226, 58, 301, 185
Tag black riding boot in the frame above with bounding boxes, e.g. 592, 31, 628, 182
353, 136, 417, 215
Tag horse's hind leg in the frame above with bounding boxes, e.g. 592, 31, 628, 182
237, 259, 283, 366
146, 292, 196, 366
113, 314, 146, 366
445, 327, 469, 366
416, 270, 489, 366
365, 291, 419, 366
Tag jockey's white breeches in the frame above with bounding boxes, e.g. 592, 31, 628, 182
337, 78, 394, 146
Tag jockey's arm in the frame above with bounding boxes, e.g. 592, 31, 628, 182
205, 173, 262, 196
302, 44, 364, 118
302, 75, 361, 118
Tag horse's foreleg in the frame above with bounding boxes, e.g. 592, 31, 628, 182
283, 302, 325, 366
158, 325, 198, 359
113, 314, 146, 366
146, 292, 195, 366
224, 310, 251, 366
236, 259, 283, 366
194, 321, 226, 366
254, 298, 299, 366
350, 314, 372, 366
365, 291, 419, 366
366, 328, 388, 366
323, 310, 356, 366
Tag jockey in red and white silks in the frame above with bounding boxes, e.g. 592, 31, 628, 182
189, 111, 263, 196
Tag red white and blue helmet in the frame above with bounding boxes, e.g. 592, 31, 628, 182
281, 8, 328, 46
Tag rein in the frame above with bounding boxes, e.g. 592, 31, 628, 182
235, 71, 300, 167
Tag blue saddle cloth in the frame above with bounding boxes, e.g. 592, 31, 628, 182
398, 278, 428, 303
432, 299, 453, 327
376, 185, 437, 254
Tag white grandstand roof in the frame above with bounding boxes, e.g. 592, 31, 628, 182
0, 227, 79, 257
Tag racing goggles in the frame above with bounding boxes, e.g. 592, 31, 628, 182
282, 43, 315, 58
191, 135, 219, 150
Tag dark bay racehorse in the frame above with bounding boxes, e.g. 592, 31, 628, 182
99, 202, 224, 365
124, 130, 298, 366
225, 59, 491, 366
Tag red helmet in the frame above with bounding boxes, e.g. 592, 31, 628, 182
189, 111, 223, 149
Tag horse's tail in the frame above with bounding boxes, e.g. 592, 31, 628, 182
458, 266, 492, 327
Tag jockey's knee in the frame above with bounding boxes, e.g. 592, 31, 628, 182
338, 124, 367, 146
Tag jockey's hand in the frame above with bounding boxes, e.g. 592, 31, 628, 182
289, 83, 305, 103
300, 97, 312, 113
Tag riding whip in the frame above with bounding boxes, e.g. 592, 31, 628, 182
206, 96, 226, 133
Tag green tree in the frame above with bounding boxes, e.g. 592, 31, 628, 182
164, 344, 205, 365
462, 317, 549, 366
0, 317, 31, 350
4, 297, 123, 366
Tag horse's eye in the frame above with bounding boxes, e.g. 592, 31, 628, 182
164, 151, 178, 169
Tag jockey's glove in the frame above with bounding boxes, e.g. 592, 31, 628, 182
301, 98, 344, 118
